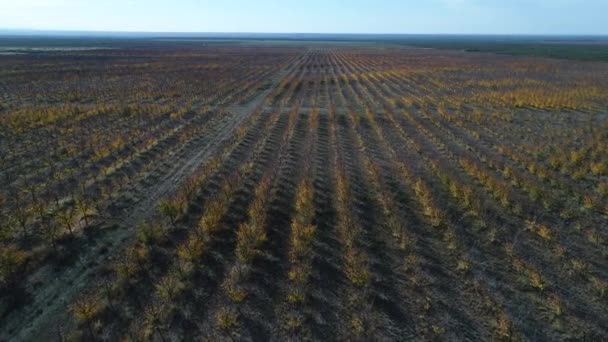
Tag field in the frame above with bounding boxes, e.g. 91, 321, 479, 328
1, 37, 607, 341
403, 37, 608, 62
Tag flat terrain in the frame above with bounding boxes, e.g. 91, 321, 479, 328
0, 38, 607, 341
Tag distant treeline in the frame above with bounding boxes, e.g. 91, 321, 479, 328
2, 32, 608, 61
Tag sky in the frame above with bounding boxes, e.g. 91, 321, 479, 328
1, 0, 607, 35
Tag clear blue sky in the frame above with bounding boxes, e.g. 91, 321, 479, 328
1, 0, 607, 35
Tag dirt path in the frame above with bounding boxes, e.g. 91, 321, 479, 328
0, 56, 302, 341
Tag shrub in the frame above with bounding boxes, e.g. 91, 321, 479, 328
156, 272, 185, 302
288, 223, 316, 264
0, 245, 28, 289
529, 271, 546, 291
287, 287, 306, 304
137, 222, 168, 246
547, 294, 563, 317
495, 313, 513, 339
456, 259, 471, 273
344, 248, 370, 287
235, 222, 266, 263
590, 276, 607, 298
197, 199, 225, 235
525, 220, 553, 241
414, 179, 444, 227
177, 236, 205, 263
222, 264, 250, 303
216, 307, 239, 331
288, 264, 312, 284
284, 311, 304, 332
141, 301, 168, 341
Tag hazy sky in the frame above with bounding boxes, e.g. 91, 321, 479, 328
1, 0, 607, 34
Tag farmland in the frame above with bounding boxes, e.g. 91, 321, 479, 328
1, 38, 607, 341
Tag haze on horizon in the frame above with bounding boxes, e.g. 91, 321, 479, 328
1, 0, 607, 35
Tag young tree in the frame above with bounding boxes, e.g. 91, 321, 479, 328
0, 193, 9, 240
76, 196, 94, 228
71, 293, 103, 338
58, 204, 76, 236
12, 191, 29, 239
0, 245, 27, 290
141, 301, 168, 342
159, 200, 179, 227
40, 218, 60, 251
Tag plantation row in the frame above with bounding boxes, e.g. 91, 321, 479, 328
0, 45, 306, 336
2, 45, 607, 340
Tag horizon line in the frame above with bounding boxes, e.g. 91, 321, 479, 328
1, 28, 608, 38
